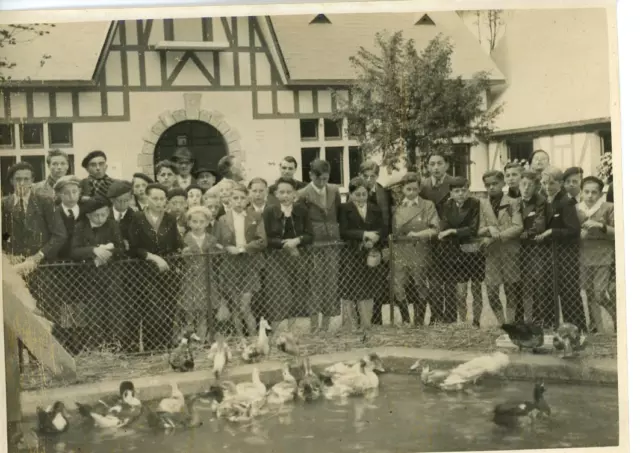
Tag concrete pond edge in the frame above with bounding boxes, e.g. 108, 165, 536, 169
21, 347, 618, 417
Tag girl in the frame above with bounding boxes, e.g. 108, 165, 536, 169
213, 183, 266, 337
263, 177, 314, 332
155, 160, 179, 190
132, 172, 153, 211
186, 184, 204, 208
179, 206, 224, 342
338, 176, 387, 331
577, 176, 616, 333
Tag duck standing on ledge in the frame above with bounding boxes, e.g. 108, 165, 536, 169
552, 323, 587, 358
169, 330, 201, 372
208, 333, 232, 379
493, 381, 551, 428
501, 323, 544, 353
241, 318, 272, 363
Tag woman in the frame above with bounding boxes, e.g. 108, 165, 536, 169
128, 183, 183, 351
131, 172, 153, 211
338, 176, 387, 331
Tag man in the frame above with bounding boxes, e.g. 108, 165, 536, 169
171, 147, 196, 189
537, 167, 585, 331
268, 157, 307, 204
32, 149, 71, 201
217, 155, 246, 184
195, 167, 218, 191
563, 166, 584, 205
79, 150, 114, 201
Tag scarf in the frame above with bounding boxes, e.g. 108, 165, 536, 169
577, 195, 606, 219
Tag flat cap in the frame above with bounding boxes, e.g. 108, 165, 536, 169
53, 175, 81, 193
106, 180, 132, 199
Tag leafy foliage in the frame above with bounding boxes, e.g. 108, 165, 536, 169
0, 23, 56, 83
596, 152, 613, 184
333, 31, 502, 174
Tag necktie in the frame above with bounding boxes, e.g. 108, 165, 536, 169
67, 209, 74, 219
19, 197, 25, 214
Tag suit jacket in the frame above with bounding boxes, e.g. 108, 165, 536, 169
419, 174, 456, 217
1, 193, 67, 260
32, 177, 59, 203
213, 210, 266, 254
545, 190, 581, 244
339, 201, 387, 248
368, 183, 393, 231
392, 197, 440, 263
110, 207, 135, 245
520, 193, 548, 242
70, 217, 125, 262
263, 203, 314, 249
478, 194, 523, 245
54, 204, 82, 260
246, 204, 267, 218
297, 183, 342, 241
128, 211, 183, 259
440, 197, 481, 246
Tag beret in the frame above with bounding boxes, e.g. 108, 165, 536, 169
167, 188, 188, 200
194, 168, 218, 177
81, 150, 107, 169
132, 172, 154, 184
106, 180, 132, 199
82, 196, 110, 214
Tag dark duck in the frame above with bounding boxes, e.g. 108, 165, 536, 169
501, 323, 544, 352
36, 401, 70, 435
552, 322, 587, 358
493, 381, 551, 428
169, 330, 201, 372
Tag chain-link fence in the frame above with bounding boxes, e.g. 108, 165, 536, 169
15, 235, 617, 365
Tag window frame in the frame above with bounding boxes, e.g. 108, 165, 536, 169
300, 119, 319, 141
0, 123, 15, 150
506, 138, 534, 164
48, 122, 74, 148
19, 123, 45, 149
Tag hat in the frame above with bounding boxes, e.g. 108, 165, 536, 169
146, 183, 168, 195
132, 172, 154, 184
106, 180, 132, 199
194, 168, 218, 178
563, 167, 584, 181
167, 188, 188, 200
53, 175, 81, 193
82, 196, 110, 214
449, 177, 469, 189
81, 150, 107, 169
171, 147, 194, 162
186, 184, 204, 194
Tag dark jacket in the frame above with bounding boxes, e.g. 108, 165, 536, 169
545, 190, 581, 245
54, 205, 82, 260
368, 183, 393, 232
263, 202, 314, 249
128, 211, 183, 259
419, 174, 456, 217
339, 201, 387, 248
520, 192, 548, 241
70, 217, 126, 262
439, 197, 480, 245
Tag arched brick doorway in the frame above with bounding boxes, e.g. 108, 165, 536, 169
154, 120, 228, 174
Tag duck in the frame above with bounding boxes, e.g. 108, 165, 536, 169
208, 333, 232, 379
215, 392, 266, 423
146, 394, 203, 431
76, 388, 142, 429
493, 381, 551, 428
552, 323, 587, 358
297, 357, 323, 402
409, 360, 451, 388
241, 318, 272, 363
331, 356, 380, 394
36, 401, 70, 435
169, 330, 201, 372
275, 332, 301, 357
157, 381, 185, 414
266, 362, 298, 405
440, 352, 510, 391
501, 323, 544, 352
96, 381, 137, 408
321, 353, 386, 381
235, 367, 267, 399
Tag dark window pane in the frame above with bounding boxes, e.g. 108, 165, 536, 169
0, 124, 14, 148
451, 144, 470, 180
324, 118, 342, 139
301, 147, 320, 183
300, 119, 319, 140
20, 124, 44, 147
348, 146, 363, 181
1, 156, 17, 195
67, 154, 75, 175
21, 156, 46, 183
325, 146, 344, 185
49, 123, 73, 147
507, 140, 534, 164
600, 131, 612, 154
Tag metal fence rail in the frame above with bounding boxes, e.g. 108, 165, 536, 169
18, 236, 616, 359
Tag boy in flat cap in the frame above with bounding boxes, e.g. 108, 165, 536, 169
563, 166, 584, 206
195, 168, 218, 191
53, 175, 83, 260
172, 147, 196, 189
79, 150, 114, 201
107, 180, 135, 251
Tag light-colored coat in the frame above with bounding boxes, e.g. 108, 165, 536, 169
392, 197, 440, 266
297, 183, 341, 242
577, 201, 615, 267
478, 194, 523, 286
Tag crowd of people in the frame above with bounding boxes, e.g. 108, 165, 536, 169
1, 146, 617, 356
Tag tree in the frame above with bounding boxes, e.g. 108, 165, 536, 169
333, 31, 502, 174
0, 23, 55, 83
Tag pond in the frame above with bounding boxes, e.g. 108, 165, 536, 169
32, 374, 619, 452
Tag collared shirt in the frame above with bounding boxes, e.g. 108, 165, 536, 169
191, 232, 206, 250
402, 198, 419, 207
311, 183, 326, 196
113, 207, 128, 222
62, 204, 80, 220
252, 203, 265, 214
431, 176, 445, 187
147, 212, 159, 225
281, 204, 293, 217
355, 203, 367, 220
231, 210, 247, 247
177, 175, 192, 189
13, 192, 30, 209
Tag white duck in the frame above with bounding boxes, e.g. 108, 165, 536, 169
208, 334, 233, 379
322, 353, 386, 380
325, 356, 380, 398
409, 360, 451, 388
266, 363, 298, 405
235, 367, 268, 399
241, 318, 272, 363
440, 352, 510, 391
157, 382, 185, 413
76, 389, 142, 429
216, 368, 267, 422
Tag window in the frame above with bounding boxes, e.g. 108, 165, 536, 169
599, 130, 612, 154
450, 144, 471, 180
20, 123, 44, 148
1, 156, 17, 196
301, 147, 320, 183
300, 119, 319, 140
325, 147, 344, 185
507, 139, 534, 164
0, 124, 14, 149
49, 123, 73, 147
309, 14, 331, 24
415, 14, 436, 25
348, 146, 363, 181
21, 155, 46, 183
324, 118, 342, 140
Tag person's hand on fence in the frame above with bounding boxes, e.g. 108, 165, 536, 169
438, 229, 456, 240
406, 231, 418, 238
147, 253, 170, 272
583, 219, 603, 231
580, 229, 589, 240
363, 240, 374, 249
381, 247, 390, 262
93, 246, 113, 262
181, 246, 193, 256
488, 226, 501, 238
226, 246, 243, 255
282, 238, 301, 249
534, 229, 552, 242
363, 231, 380, 243
13, 257, 38, 276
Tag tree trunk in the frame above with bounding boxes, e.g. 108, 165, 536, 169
405, 137, 417, 172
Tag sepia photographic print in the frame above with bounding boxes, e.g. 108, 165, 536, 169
0, 1, 627, 452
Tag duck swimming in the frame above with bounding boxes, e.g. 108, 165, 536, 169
552, 323, 587, 358
241, 318, 272, 363
266, 362, 298, 405
157, 382, 185, 414
493, 381, 550, 428
36, 401, 70, 435
440, 352, 510, 391
501, 323, 544, 352
324, 356, 380, 399
215, 369, 267, 422
76, 389, 142, 429
321, 353, 385, 380
169, 330, 201, 372
146, 394, 203, 431
297, 357, 323, 403
409, 360, 451, 388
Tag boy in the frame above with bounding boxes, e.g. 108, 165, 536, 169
53, 175, 83, 260
478, 170, 523, 324
248, 178, 269, 215
437, 177, 483, 326
155, 160, 179, 190
391, 172, 440, 326
297, 159, 342, 334
195, 168, 218, 191
166, 188, 189, 236
504, 162, 524, 199
79, 150, 114, 201
563, 166, 583, 205
107, 180, 135, 250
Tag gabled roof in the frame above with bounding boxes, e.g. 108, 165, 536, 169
1, 21, 113, 85
269, 12, 505, 83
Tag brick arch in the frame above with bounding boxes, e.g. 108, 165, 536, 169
137, 93, 243, 176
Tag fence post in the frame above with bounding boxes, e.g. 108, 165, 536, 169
388, 235, 395, 326
551, 242, 561, 330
